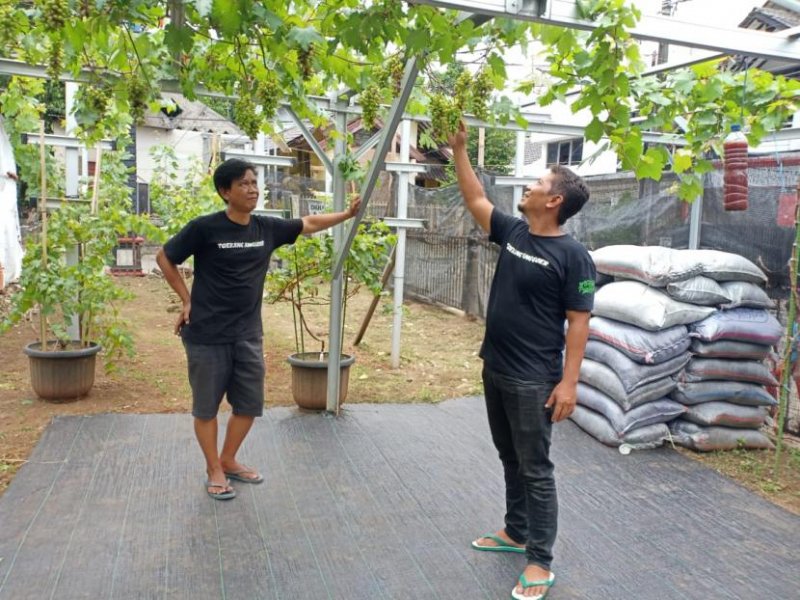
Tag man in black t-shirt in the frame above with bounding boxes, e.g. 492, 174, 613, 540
448, 122, 595, 600
156, 159, 360, 501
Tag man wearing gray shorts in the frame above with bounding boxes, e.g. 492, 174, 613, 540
156, 158, 360, 500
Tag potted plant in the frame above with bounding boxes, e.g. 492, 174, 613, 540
266, 212, 395, 410
1, 140, 156, 401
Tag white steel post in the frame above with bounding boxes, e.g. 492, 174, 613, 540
391, 120, 411, 368
513, 130, 526, 217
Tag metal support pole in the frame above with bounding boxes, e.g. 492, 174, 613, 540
325, 103, 349, 413
512, 130, 526, 217
391, 120, 412, 368
688, 188, 703, 249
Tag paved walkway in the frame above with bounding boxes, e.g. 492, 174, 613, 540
0, 397, 797, 599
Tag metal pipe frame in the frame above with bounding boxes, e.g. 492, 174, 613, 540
283, 106, 334, 175
410, 0, 800, 62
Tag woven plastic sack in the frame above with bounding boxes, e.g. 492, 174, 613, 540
588, 316, 689, 365
594, 281, 716, 331
584, 340, 691, 392
682, 357, 778, 387
690, 339, 772, 361
666, 276, 730, 306
719, 281, 775, 310
668, 420, 773, 451
670, 381, 777, 407
689, 308, 782, 346
590, 245, 701, 287
577, 383, 685, 435
684, 401, 769, 429
580, 358, 678, 411
684, 249, 767, 284
570, 405, 670, 448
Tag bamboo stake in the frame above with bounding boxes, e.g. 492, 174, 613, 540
353, 245, 396, 346
38, 121, 47, 349
774, 178, 800, 474
90, 145, 103, 215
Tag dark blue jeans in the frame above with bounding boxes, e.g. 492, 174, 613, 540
482, 365, 557, 570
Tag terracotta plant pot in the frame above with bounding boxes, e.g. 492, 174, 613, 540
24, 341, 101, 401
286, 352, 355, 411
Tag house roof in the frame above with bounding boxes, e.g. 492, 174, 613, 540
740, 1, 800, 30
142, 92, 245, 136
732, 1, 800, 77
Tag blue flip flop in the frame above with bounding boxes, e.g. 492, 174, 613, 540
510, 571, 555, 600
471, 534, 526, 554
205, 479, 236, 501
223, 466, 264, 484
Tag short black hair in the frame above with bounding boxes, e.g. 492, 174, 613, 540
213, 158, 257, 203
550, 164, 589, 225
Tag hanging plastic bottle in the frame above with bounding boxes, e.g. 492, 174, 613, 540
723, 124, 748, 211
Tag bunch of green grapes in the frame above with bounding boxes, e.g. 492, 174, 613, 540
233, 94, 261, 140
256, 71, 280, 121
127, 72, 151, 124
38, 0, 68, 31
430, 93, 461, 143
298, 46, 315, 80
453, 70, 473, 112
0, 1, 18, 45
387, 55, 404, 94
46, 36, 63, 81
80, 85, 109, 118
471, 67, 494, 121
360, 83, 382, 130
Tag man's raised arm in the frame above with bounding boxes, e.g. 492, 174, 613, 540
447, 121, 494, 233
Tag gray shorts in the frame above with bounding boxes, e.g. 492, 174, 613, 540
183, 338, 265, 419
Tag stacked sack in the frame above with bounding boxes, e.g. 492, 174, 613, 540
573, 246, 779, 452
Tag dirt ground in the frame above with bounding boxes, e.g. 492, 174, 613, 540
1, 276, 798, 515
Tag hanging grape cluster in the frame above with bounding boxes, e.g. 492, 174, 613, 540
360, 83, 382, 130
255, 70, 280, 121
234, 93, 261, 140
126, 72, 151, 124
78, 84, 109, 122
37, 0, 69, 31
387, 55, 404, 95
471, 67, 494, 121
298, 46, 315, 80
429, 67, 495, 143
429, 94, 461, 144
46, 36, 64, 81
0, 1, 18, 46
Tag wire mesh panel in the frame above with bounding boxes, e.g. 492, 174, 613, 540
405, 233, 468, 309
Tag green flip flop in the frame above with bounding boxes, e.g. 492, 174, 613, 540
510, 571, 555, 600
471, 534, 526, 554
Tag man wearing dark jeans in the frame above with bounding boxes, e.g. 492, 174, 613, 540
448, 122, 595, 600
156, 158, 360, 501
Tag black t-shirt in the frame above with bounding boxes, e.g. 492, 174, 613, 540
480, 209, 596, 381
163, 211, 303, 344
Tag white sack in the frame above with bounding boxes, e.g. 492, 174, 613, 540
0, 117, 22, 288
